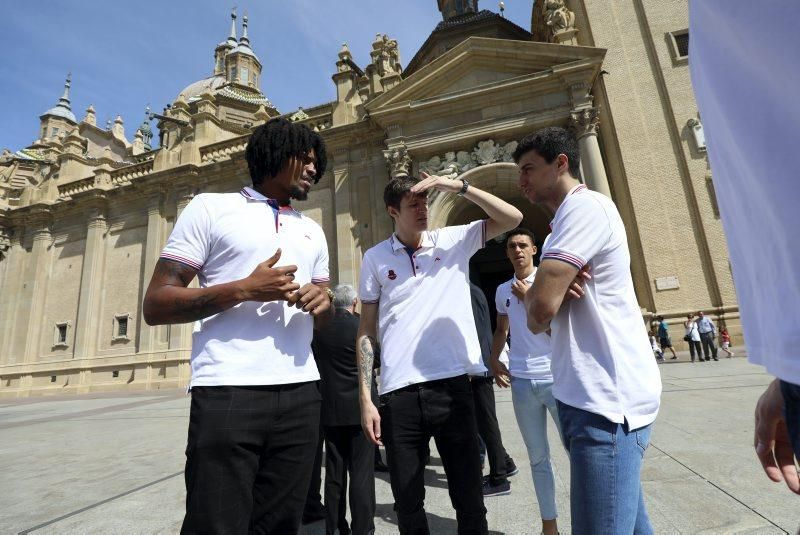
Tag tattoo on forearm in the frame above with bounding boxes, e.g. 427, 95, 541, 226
154, 258, 196, 286
358, 336, 380, 391
172, 294, 225, 323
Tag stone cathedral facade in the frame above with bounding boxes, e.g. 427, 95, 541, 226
0, 0, 736, 397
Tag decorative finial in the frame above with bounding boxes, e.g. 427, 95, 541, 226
499, 1, 505, 17
228, 8, 238, 45
54, 72, 73, 110
106, 118, 112, 129
240, 13, 250, 44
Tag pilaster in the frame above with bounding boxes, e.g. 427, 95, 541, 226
73, 203, 108, 360
168, 188, 198, 351
333, 148, 358, 285
137, 190, 168, 354
23, 216, 53, 363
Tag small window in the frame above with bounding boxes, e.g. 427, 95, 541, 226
113, 314, 131, 342
54, 322, 70, 348
669, 30, 689, 61
216, 56, 224, 73
230, 66, 237, 81
112, 370, 119, 378
50, 375, 57, 383
240, 67, 249, 84
51, 127, 60, 138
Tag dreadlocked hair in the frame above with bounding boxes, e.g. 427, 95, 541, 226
245, 117, 328, 186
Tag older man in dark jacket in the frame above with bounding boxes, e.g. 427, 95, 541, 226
313, 284, 377, 535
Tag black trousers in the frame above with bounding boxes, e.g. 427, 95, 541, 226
181, 382, 321, 535
699, 332, 718, 359
323, 424, 376, 535
687, 339, 703, 361
379, 374, 488, 535
471, 376, 509, 485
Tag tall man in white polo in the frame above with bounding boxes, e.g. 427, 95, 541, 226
143, 118, 333, 534
489, 228, 563, 535
357, 173, 522, 534
515, 126, 662, 533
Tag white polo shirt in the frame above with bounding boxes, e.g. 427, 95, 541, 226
541, 184, 661, 430
160, 187, 329, 387
495, 270, 553, 381
359, 220, 488, 394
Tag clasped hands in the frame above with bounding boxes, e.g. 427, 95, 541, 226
239, 248, 331, 316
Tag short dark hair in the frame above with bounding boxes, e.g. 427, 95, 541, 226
512, 126, 581, 178
505, 227, 536, 247
383, 176, 419, 209
245, 118, 328, 187
657, 315, 664, 322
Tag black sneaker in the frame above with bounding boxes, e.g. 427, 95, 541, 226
505, 459, 519, 477
482, 479, 511, 497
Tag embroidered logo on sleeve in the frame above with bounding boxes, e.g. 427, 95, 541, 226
506, 298, 511, 307
388, 269, 397, 280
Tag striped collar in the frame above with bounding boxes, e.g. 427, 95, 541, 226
389, 232, 434, 252
549, 183, 589, 230
568, 183, 588, 196
240, 187, 297, 213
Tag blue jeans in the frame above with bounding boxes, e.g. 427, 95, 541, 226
557, 401, 653, 535
781, 380, 800, 458
511, 377, 562, 521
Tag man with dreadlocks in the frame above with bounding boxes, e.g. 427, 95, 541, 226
143, 117, 333, 533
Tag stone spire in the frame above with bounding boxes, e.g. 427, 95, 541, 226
227, 8, 238, 46
240, 14, 250, 46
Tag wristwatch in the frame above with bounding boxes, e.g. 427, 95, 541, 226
324, 287, 335, 302
457, 178, 470, 197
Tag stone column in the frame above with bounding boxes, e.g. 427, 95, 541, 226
168, 189, 197, 351
571, 107, 612, 198
23, 221, 53, 363
73, 205, 108, 360
137, 191, 167, 354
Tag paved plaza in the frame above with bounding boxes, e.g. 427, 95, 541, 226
1, 352, 797, 534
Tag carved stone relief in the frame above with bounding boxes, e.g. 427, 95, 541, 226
418, 139, 519, 179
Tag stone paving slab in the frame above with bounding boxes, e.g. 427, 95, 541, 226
1, 355, 797, 534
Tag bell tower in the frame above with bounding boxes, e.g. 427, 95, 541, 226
437, 0, 479, 20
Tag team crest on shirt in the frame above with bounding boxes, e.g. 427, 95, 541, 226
388, 269, 397, 280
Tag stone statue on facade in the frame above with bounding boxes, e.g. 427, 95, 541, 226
545, 0, 576, 33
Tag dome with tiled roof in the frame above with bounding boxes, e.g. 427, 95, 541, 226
41, 74, 77, 123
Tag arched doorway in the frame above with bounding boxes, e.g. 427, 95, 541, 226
429, 163, 552, 330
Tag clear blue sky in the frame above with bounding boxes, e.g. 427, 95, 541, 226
0, 0, 533, 151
